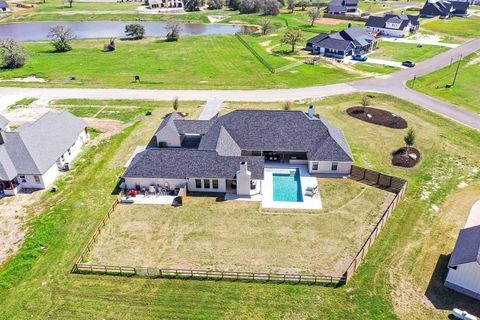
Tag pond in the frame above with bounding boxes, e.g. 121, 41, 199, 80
0, 21, 244, 41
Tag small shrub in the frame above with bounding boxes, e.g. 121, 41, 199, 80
0, 38, 27, 69
125, 23, 145, 40
48, 25, 76, 52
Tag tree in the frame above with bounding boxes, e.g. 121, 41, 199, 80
281, 28, 304, 53
66, 0, 74, 8
283, 100, 291, 110
259, 18, 275, 35
239, 0, 260, 13
166, 19, 182, 42
103, 38, 116, 52
207, 0, 224, 9
260, 0, 281, 16
361, 95, 369, 112
308, 7, 321, 26
184, 0, 203, 11
404, 128, 416, 153
48, 25, 76, 52
125, 23, 145, 40
298, 0, 308, 10
287, 0, 295, 13
0, 38, 27, 69
228, 0, 240, 10
173, 97, 179, 111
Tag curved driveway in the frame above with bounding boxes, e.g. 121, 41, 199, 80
0, 38, 479, 129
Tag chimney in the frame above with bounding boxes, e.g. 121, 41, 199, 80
237, 162, 252, 196
307, 105, 315, 118
240, 161, 248, 174
0, 129, 6, 145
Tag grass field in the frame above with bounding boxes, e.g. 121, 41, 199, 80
0, 36, 361, 89
86, 180, 391, 276
407, 51, 480, 114
370, 41, 449, 62
0, 93, 479, 319
421, 16, 480, 39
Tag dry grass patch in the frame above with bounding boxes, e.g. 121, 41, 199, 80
86, 179, 392, 276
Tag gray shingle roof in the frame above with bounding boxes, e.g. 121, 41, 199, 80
215, 126, 241, 156
366, 14, 420, 30
0, 146, 17, 181
0, 114, 8, 129
174, 119, 214, 135
0, 111, 86, 175
308, 27, 375, 51
0, 1, 8, 9
449, 225, 480, 267
198, 110, 353, 162
155, 112, 183, 134
124, 149, 264, 180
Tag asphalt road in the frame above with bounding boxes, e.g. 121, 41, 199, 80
0, 38, 478, 129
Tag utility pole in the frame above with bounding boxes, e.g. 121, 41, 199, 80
451, 54, 463, 87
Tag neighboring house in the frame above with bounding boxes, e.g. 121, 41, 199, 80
0, 114, 9, 132
0, 111, 88, 196
0, 1, 10, 12
327, 0, 358, 14
365, 14, 420, 37
420, 0, 469, 18
124, 107, 354, 196
306, 26, 377, 59
147, 0, 183, 9
445, 225, 480, 300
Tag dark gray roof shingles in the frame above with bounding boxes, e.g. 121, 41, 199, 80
124, 149, 264, 180
449, 225, 480, 267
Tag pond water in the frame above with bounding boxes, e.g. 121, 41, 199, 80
0, 21, 244, 41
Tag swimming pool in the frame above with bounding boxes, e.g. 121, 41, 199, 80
272, 169, 303, 202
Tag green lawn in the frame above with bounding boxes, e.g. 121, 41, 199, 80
0, 93, 479, 319
0, 36, 360, 89
370, 41, 449, 62
421, 16, 480, 39
407, 51, 480, 114
352, 62, 399, 74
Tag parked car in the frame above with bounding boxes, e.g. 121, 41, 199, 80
352, 54, 368, 62
402, 60, 415, 67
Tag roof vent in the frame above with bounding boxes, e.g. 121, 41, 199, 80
307, 105, 315, 118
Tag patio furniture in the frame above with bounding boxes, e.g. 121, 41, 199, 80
306, 186, 318, 192
127, 189, 137, 197
121, 196, 135, 204
149, 185, 156, 194
305, 189, 318, 198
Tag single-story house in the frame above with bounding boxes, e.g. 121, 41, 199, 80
445, 225, 480, 300
0, 1, 10, 12
365, 14, 420, 38
306, 26, 377, 59
124, 106, 354, 196
420, 0, 469, 18
0, 111, 88, 195
147, 0, 183, 9
327, 0, 358, 14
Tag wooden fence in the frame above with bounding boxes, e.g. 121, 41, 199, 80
235, 33, 276, 74
73, 264, 345, 286
343, 165, 408, 281
71, 195, 120, 273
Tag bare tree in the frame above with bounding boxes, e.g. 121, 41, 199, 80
104, 38, 116, 52
166, 19, 182, 42
66, 0, 74, 8
260, 0, 281, 16
283, 100, 291, 110
361, 95, 369, 112
308, 7, 321, 26
0, 38, 27, 69
259, 18, 275, 35
173, 97, 179, 111
48, 25, 76, 52
287, 0, 295, 13
281, 28, 304, 53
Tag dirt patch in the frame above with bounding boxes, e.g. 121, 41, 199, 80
347, 106, 408, 129
83, 118, 124, 146
314, 17, 353, 25
0, 190, 43, 266
392, 147, 421, 168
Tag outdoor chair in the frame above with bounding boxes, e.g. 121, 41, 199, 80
306, 186, 318, 192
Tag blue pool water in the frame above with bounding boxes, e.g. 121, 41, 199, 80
272, 169, 303, 202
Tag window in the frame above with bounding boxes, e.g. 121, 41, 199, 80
195, 179, 201, 189
34, 176, 40, 183
212, 179, 218, 189
61, 155, 65, 161
68, 148, 71, 155
204, 179, 210, 189
19, 175, 26, 183
331, 162, 338, 171
312, 162, 319, 171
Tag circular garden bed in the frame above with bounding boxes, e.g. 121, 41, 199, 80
347, 107, 408, 129
392, 147, 421, 168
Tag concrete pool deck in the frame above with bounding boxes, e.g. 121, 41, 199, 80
261, 164, 322, 210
